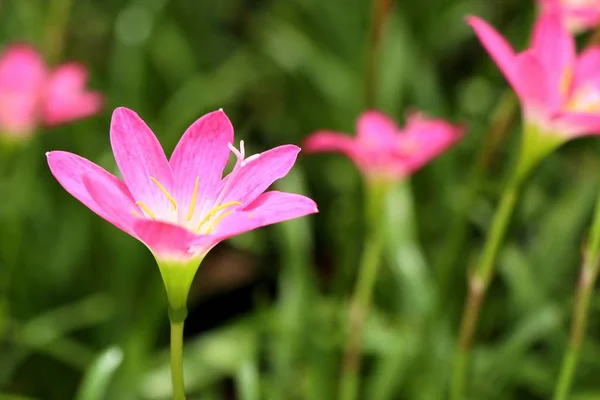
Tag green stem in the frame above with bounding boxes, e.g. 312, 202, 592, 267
364, 0, 394, 108
553, 193, 600, 400
451, 168, 523, 400
44, 0, 73, 63
339, 182, 387, 400
169, 308, 187, 400
436, 92, 517, 299
450, 122, 564, 399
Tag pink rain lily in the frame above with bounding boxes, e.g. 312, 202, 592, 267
539, 0, 600, 32
47, 107, 318, 264
0, 43, 102, 138
303, 110, 464, 181
468, 13, 600, 138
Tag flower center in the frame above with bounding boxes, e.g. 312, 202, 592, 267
566, 85, 600, 112
131, 141, 257, 234
397, 137, 419, 156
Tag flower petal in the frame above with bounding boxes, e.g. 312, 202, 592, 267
466, 16, 520, 94
514, 51, 552, 118
356, 110, 399, 147
531, 11, 575, 106
170, 109, 234, 219
303, 130, 367, 169
110, 107, 174, 218
400, 113, 465, 174
82, 173, 138, 237
218, 145, 301, 205
208, 191, 318, 240
133, 219, 204, 262
0, 44, 46, 135
47, 151, 137, 235
43, 63, 103, 126
573, 46, 600, 89
555, 112, 600, 137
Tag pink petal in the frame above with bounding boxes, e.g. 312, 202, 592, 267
0, 44, 46, 135
303, 130, 367, 170
209, 191, 318, 240
218, 145, 301, 205
356, 110, 400, 147
531, 11, 576, 106
514, 51, 552, 117
110, 107, 174, 218
169, 109, 234, 219
573, 46, 600, 89
400, 113, 465, 174
555, 111, 600, 137
82, 173, 138, 237
47, 151, 137, 236
133, 219, 205, 262
466, 16, 520, 94
43, 63, 103, 126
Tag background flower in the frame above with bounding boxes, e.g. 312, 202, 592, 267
0, 43, 102, 139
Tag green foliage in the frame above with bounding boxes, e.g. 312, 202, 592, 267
1, 0, 600, 399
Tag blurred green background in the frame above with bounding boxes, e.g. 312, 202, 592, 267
2, 0, 600, 399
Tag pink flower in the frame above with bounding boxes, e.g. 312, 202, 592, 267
0, 45, 46, 136
47, 107, 318, 264
0, 43, 102, 138
43, 63, 103, 127
303, 110, 464, 181
539, 0, 600, 33
468, 13, 600, 138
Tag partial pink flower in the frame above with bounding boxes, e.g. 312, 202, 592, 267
468, 13, 600, 138
303, 110, 464, 181
539, 0, 600, 33
0, 45, 46, 136
0, 43, 102, 138
43, 63, 103, 127
47, 107, 318, 263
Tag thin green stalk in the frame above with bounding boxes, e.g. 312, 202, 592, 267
450, 123, 564, 399
364, 0, 394, 107
339, 182, 387, 400
553, 193, 600, 400
44, 0, 73, 63
436, 92, 517, 299
451, 171, 522, 400
169, 307, 187, 400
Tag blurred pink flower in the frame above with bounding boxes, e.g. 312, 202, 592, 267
469, 13, 600, 138
47, 107, 317, 263
43, 63, 103, 127
539, 0, 600, 32
0, 43, 102, 138
303, 110, 464, 181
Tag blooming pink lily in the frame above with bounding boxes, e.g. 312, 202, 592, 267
0, 44, 102, 138
47, 107, 318, 264
539, 0, 600, 32
303, 110, 464, 181
468, 13, 600, 138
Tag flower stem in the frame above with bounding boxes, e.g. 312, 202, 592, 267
169, 307, 187, 400
451, 167, 522, 400
364, 0, 394, 107
436, 91, 517, 299
553, 193, 600, 400
44, 0, 73, 63
339, 181, 387, 400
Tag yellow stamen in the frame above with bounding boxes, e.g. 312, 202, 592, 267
136, 201, 156, 220
205, 210, 234, 233
150, 177, 177, 210
560, 67, 574, 96
187, 176, 200, 221
196, 201, 242, 232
